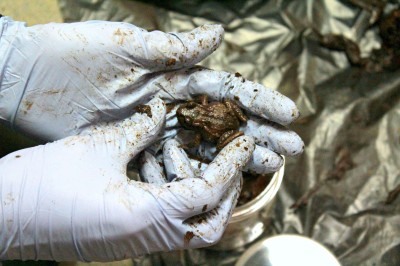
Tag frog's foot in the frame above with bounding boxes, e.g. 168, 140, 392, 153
216, 130, 244, 150
224, 100, 247, 122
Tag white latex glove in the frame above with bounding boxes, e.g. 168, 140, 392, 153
0, 17, 223, 140
0, 98, 255, 261
0, 17, 303, 175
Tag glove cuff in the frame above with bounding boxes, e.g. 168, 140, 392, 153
0, 17, 27, 127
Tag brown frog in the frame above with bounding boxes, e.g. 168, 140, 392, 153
316, 2, 400, 72
176, 95, 247, 150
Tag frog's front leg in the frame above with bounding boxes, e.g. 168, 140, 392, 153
194, 95, 209, 105
180, 132, 202, 150
216, 130, 244, 150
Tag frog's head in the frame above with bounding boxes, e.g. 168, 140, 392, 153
176, 102, 202, 129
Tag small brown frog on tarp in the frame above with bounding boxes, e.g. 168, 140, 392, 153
176, 95, 247, 150
316, 2, 400, 72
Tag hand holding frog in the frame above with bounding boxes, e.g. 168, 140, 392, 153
0, 17, 303, 261
157, 67, 304, 174
0, 98, 255, 261
0, 17, 303, 174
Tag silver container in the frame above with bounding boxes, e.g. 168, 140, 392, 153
209, 158, 285, 250
236, 235, 341, 266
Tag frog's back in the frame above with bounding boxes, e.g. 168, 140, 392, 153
200, 103, 240, 142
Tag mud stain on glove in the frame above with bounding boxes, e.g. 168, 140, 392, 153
184, 231, 195, 246
114, 28, 131, 46
134, 104, 152, 118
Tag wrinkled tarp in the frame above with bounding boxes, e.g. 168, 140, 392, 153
52, 0, 400, 265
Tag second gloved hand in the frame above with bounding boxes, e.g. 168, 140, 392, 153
0, 98, 255, 261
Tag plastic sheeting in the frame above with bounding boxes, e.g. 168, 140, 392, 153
58, 0, 400, 265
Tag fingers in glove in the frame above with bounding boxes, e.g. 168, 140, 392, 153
139, 151, 167, 185
162, 102, 303, 156
162, 105, 298, 173
197, 142, 284, 175
241, 116, 304, 156
163, 138, 196, 181
113, 23, 223, 70
155, 67, 299, 125
155, 136, 254, 218
189, 158, 208, 176
79, 97, 166, 166
180, 174, 242, 248
159, 127, 284, 175
243, 145, 284, 174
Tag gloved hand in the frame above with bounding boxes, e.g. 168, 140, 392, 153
0, 17, 223, 140
0, 17, 304, 176
0, 17, 303, 262
0, 98, 255, 261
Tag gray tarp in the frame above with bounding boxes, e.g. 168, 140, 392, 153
55, 0, 400, 265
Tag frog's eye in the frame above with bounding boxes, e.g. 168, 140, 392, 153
185, 117, 192, 124
186, 102, 197, 108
